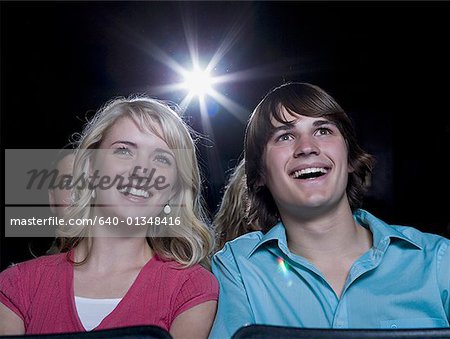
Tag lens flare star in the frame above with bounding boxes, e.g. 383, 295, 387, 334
181, 67, 214, 99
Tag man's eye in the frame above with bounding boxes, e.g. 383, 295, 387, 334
154, 154, 172, 166
277, 133, 294, 142
316, 127, 332, 136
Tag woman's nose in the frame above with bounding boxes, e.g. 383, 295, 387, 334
129, 155, 151, 178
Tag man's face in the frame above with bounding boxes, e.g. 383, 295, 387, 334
262, 109, 351, 219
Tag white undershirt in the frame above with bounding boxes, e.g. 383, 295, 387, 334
74, 296, 122, 331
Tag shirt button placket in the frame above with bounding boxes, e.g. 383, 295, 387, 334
333, 297, 348, 328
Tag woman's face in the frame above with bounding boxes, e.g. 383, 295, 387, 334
91, 116, 178, 224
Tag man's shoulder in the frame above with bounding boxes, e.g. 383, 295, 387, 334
394, 224, 450, 250
358, 209, 450, 251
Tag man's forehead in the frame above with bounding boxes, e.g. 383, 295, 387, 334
269, 106, 298, 127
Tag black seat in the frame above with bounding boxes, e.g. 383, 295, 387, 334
231, 324, 450, 339
0, 325, 172, 339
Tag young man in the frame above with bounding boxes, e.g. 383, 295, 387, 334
210, 82, 450, 338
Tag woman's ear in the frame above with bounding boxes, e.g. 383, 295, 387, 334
48, 189, 56, 215
169, 189, 177, 203
86, 153, 100, 192
168, 179, 181, 203
88, 152, 98, 177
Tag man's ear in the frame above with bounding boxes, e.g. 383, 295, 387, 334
348, 162, 355, 173
48, 189, 56, 215
255, 175, 265, 188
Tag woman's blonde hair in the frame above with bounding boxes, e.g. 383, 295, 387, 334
213, 159, 261, 251
57, 95, 214, 268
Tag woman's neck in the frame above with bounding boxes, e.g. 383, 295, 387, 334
74, 237, 153, 273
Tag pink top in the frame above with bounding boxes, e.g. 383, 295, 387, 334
0, 252, 219, 334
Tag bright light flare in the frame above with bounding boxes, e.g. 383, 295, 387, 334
182, 68, 214, 98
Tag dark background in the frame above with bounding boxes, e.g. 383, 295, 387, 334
1, 1, 449, 270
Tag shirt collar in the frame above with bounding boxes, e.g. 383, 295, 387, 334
354, 209, 422, 250
247, 208, 422, 258
247, 221, 288, 258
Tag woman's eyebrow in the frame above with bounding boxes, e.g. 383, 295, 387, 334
111, 140, 137, 147
109, 142, 174, 158
154, 148, 175, 158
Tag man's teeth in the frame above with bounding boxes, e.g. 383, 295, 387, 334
292, 167, 328, 179
118, 187, 150, 198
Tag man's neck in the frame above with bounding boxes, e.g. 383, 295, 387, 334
282, 205, 372, 263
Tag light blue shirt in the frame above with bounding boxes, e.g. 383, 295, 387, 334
210, 209, 450, 338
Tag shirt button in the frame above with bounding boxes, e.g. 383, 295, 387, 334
391, 324, 397, 329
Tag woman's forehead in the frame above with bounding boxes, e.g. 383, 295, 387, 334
101, 116, 166, 146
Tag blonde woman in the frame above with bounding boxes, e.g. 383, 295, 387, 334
0, 96, 218, 338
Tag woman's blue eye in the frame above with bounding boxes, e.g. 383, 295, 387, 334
62, 177, 72, 185
154, 154, 172, 166
113, 147, 132, 156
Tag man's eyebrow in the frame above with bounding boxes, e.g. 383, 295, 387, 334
269, 119, 337, 138
313, 119, 337, 127
270, 124, 294, 135
271, 119, 335, 131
